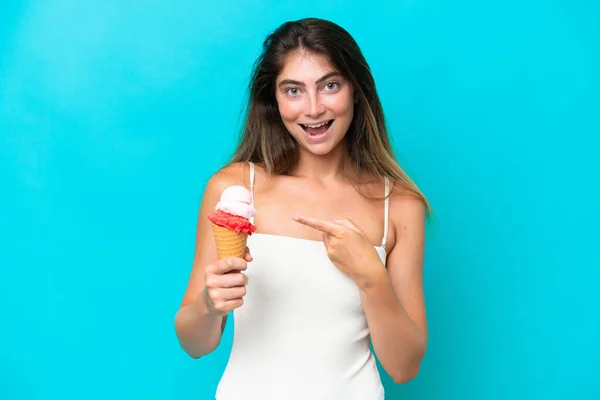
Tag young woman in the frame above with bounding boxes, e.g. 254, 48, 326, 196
175, 18, 431, 399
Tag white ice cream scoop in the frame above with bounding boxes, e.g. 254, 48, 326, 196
215, 185, 256, 219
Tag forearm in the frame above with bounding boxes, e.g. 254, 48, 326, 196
174, 291, 224, 358
359, 268, 427, 383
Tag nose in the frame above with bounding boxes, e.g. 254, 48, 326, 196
304, 94, 325, 118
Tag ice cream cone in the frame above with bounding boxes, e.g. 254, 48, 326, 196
208, 185, 256, 259
212, 223, 248, 259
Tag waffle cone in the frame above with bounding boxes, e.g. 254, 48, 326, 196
211, 224, 248, 259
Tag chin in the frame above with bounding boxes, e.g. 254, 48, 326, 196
302, 143, 337, 156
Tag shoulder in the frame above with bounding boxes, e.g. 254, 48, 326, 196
389, 184, 426, 218
205, 162, 252, 194
204, 161, 270, 200
388, 183, 427, 248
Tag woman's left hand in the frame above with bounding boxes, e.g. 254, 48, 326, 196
292, 215, 384, 286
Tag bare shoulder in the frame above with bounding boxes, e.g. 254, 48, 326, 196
387, 183, 427, 250
389, 184, 427, 219
206, 162, 252, 194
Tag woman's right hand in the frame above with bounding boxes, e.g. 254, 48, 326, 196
200, 247, 252, 316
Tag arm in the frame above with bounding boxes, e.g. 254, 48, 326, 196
359, 195, 428, 383
292, 191, 429, 383
174, 163, 248, 358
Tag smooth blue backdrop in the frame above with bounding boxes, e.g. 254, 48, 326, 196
1, 1, 599, 399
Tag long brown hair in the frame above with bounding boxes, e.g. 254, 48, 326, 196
230, 18, 432, 214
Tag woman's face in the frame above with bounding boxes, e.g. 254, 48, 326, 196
275, 51, 355, 156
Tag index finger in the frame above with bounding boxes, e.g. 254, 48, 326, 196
292, 215, 343, 236
218, 257, 248, 274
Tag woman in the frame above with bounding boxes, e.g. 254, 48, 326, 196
175, 18, 431, 399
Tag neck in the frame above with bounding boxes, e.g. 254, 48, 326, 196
290, 141, 350, 180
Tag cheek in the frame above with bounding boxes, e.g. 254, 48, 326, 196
276, 98, 302, 122
338, 101, 354, 118
324, 94, 354, 117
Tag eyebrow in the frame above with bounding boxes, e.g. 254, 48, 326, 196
278, 72, 343, 87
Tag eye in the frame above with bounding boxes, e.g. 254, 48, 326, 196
323, 81, 340, 91
285, 87, 301, 96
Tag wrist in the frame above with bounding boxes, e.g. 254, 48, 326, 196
357, 261, 388, 292
193, 287, 215, 318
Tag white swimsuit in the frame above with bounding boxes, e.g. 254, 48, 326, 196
215, 163, 390, 400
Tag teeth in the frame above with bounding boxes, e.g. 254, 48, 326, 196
303, 121, 329, 128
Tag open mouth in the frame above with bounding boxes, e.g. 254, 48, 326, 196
300, 120, 334, 136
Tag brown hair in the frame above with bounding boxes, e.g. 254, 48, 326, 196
230, 18, 432, 214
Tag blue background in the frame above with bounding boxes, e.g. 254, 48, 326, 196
1, 1, 599, 399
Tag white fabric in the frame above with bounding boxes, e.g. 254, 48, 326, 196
215, 163, 390, 400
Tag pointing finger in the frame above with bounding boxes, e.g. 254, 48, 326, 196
292, 215, 343, 237
333, 217, 363, 234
